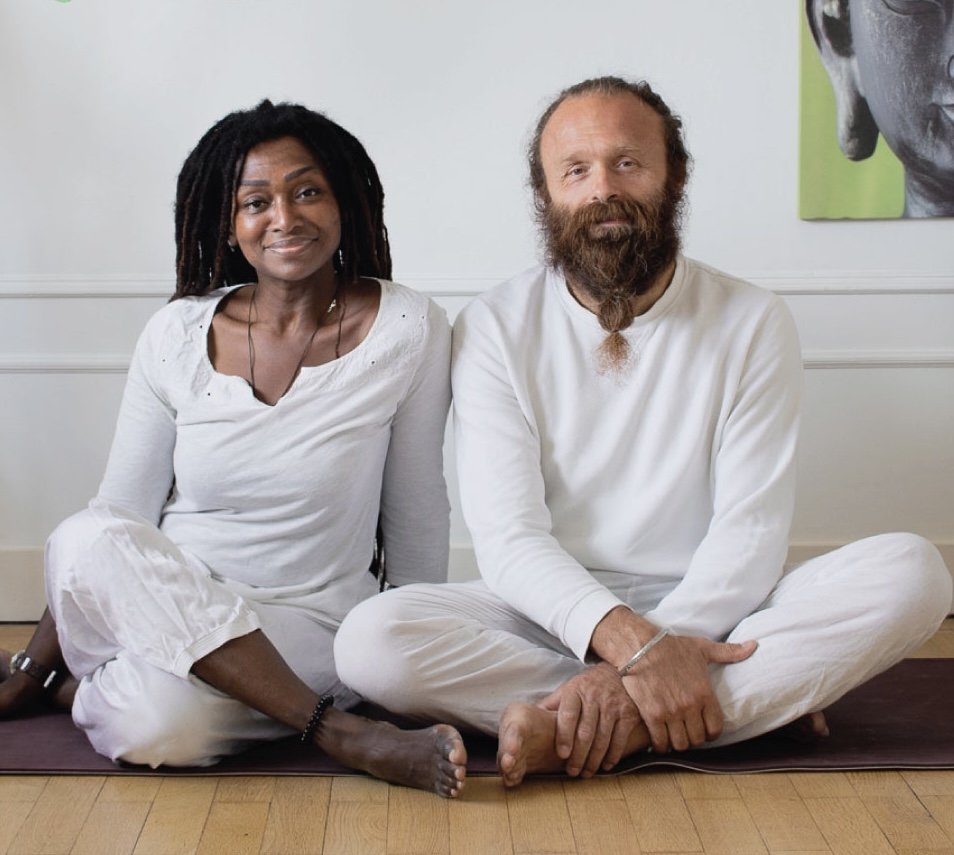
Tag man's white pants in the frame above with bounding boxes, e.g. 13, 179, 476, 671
335, 533, 951, 745
45, 500, 360, 768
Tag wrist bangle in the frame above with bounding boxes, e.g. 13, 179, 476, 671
300, 694, 334, 745
617, 627, 671, 677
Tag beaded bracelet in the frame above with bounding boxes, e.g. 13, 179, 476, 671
300, 694, 335, 745
617, 626, 671, 677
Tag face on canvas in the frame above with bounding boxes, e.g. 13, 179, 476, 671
850, 0, 954, 183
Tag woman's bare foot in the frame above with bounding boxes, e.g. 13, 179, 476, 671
318, 710, 467, 798
497, 702, 566, 787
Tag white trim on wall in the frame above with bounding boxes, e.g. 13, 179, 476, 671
1, 271, 952, 299
3, 272, 953, 373
3, 350, 954, 375
802, 351, 954, 369
0, 355, 132, 374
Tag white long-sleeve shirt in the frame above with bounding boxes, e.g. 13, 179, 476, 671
452, 256, 802, 660
97, 280, 451, 626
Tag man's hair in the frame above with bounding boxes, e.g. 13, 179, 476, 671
173, 100, 391, 299
527, 76, 690, 210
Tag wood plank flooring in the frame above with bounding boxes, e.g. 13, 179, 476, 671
2, 619, 953, 855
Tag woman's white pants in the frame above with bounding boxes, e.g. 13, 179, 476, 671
45, 500, 359, 767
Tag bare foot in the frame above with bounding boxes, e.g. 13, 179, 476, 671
319, 711, 467, 798
779, 710, 830, 743
497, 702, 566, 787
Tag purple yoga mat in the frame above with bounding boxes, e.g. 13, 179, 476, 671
1, 659, 951, 777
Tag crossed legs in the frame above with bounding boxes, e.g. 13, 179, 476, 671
1, 501, 467, 796
336, 533, 952, 783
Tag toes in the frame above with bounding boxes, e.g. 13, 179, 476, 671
436, 779, 464, 799
445, 741, 467, 766
498, 750, 526, 787
438, 757, 466, 781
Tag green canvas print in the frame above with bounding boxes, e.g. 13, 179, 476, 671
799, 0, 953, 220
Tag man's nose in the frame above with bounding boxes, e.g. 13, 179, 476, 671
589, 166, 620, 203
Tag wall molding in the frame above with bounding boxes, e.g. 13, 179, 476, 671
2, 272, 951, 374
3, 349, 953, 375
0, 276, 171, 299
801, 350, 954, 370
746, 271, 954, 296
0, 354, 132, 375
1, 271, 953, 299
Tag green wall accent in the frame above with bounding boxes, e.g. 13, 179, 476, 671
798, 11, 904, 220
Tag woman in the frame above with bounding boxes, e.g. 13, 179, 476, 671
0, 101, 466, 797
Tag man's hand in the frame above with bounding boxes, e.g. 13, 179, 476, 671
539, 662, 644, 777
589, 606, 757, 754
621, 632, 757, 753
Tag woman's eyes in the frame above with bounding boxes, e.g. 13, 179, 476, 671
239, 187, 323, 211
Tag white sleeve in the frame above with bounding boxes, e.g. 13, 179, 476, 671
453, 302, 623, 660
379, 299, 452, 586
96, 313, 177, 525
644, 298, 802, 639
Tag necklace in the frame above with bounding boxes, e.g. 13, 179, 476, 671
246, 284, 343, 401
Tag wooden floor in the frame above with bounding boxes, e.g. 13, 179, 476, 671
2, 620, 954, 855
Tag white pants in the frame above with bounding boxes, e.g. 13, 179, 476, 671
45, 500, 360, 767
335, 533, 951, 744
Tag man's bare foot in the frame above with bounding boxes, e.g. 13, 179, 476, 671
319, 711, 467, 798
779, 710, 830, 743
497, 702, 566, 788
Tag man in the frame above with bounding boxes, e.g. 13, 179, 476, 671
806, 0, 954, 217
336, 76, 951, 786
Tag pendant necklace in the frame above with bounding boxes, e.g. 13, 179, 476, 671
247, 284, 343, 401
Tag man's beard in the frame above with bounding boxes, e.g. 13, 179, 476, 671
540, 184, 683, 372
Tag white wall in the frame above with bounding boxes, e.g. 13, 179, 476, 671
2, 0, 951, 618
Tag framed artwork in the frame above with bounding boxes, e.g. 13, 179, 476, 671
800, 0, 953, 220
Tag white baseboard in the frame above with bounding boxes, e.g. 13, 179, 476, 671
3, 542, 952, 623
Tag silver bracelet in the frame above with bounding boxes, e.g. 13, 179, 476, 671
617, 626, 671, 677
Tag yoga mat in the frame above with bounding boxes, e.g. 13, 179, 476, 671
1, 659, 951, 777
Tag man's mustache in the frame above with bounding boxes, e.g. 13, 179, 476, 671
569, 198, 655, 232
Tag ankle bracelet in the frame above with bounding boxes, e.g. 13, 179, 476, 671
300, 694, 334, 745
10, 650, 60, 690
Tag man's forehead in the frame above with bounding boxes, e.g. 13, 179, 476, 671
540, 92, 666, 161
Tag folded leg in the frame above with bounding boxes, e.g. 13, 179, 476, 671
46, 500, 357, 766
335, 580, 585, 734
709, 532, 952, 745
